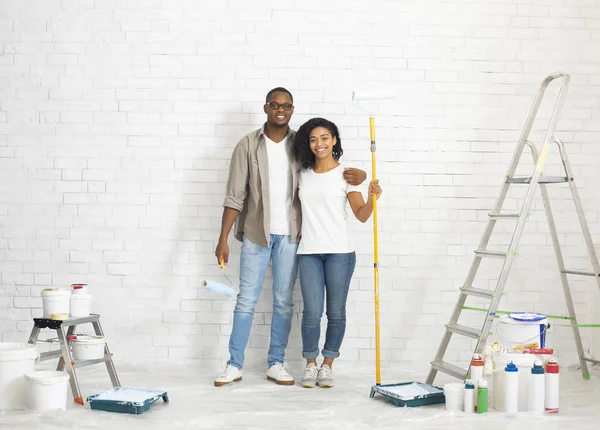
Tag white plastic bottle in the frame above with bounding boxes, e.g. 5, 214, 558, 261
464, 379, 475, 413
529, 359, 545, 414
504, 361, 519, 416
545, 357, 559, 413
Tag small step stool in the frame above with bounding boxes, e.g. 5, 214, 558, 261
27, 314, 121, 405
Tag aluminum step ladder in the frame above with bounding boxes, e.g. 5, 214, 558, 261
426, 72, 600, 385
27, 314, 121, 405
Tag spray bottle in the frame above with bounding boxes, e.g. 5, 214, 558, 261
504, 361, 519, 416
545, 357, 559, 413
529, 359, 545, 414
469, 353, 484, 411
464, 379, 475, 413
476, 379, 488, 414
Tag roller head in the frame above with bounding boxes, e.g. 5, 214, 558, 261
201, 280, 235, 297
352, 89, 397, 101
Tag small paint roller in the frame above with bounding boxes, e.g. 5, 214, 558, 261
352, 88, 398, 102
200, 260, 236, 297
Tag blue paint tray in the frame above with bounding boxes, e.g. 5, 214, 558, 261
370, 382, 445, 407
87, 387, 169, 414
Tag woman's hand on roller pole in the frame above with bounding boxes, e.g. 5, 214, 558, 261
215, 239, 230, 266
368, 180, 382, 201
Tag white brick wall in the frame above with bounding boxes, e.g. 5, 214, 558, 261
1, 0, 600, 373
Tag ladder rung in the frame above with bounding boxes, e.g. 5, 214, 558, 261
460, 286, 495, 299
583, 357, 600, 366
73, 354, 113, 369
446, 323, 480, 339
430, 360, 468, 380
562, 270, 598, 277
474, 249, 507, 258
507, 176, 568, 184
488, 213, 521, 218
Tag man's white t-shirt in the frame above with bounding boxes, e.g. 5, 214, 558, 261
297, 164, 363, 254
265, 134, 292, 235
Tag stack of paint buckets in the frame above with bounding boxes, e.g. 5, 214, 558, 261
41, 283, 92, 319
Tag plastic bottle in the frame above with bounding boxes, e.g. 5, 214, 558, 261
504, 361, 519, 416
469, 353, 484, 411
464, 379, 475, 413
545, 357, 559, 413
529, 359, 545, 414
476, 379, 488, 414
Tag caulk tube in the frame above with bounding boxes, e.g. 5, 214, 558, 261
464, 379, 475, 413
504, 361, 519, 416
201, 280, 235, 297
529, 360, 545, 414
545, 357, 559, 413
469, 353, 484, 411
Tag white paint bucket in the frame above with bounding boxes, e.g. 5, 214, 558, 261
25, 371, 70, 411
70, 335, 106, 360
0, 343, 39, 410
41, 289, 71, 318
70, 293, 92, 318
443, 382, 464, 412
497, 312, 548, 349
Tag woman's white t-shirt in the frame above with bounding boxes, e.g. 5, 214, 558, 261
297, 164, 363, 255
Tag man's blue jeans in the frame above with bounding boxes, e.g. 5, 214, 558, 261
228, 235, 299, 369
298, 252, 356, 359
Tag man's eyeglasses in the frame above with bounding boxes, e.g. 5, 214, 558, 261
266, 102, 293, 111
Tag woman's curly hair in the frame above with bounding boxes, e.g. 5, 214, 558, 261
293, 117, 343, 169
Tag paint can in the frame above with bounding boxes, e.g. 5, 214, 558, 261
443, 382, 464, 413
497, 312, 548, 350
41, 288, 71, 318
0, 343, 39, 410
70, 293, 92, 318
69, 335, 106, 360
25, 371, 70, 411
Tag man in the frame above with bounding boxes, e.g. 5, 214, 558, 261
214, 87, 366, 386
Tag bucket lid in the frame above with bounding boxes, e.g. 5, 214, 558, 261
0, 342, 39, 362
508, 312, 546, 322
25, 370, 70, 384
42, 288, 71, 296
70, 335, 105, 344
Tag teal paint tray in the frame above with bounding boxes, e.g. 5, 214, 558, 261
87, 387, 169, 414
370, 382, 445, 407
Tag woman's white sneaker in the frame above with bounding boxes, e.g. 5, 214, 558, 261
266, 362, 295, 385
214, 363, 242, 387
317, 364, 334, 388
301, 363, 319, 388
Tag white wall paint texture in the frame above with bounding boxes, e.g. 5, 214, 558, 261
1, 0, 600, 373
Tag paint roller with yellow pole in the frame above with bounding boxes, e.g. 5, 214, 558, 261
370, 116, 381, 387
354, 90, 446, 407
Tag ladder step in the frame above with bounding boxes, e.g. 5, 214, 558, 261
507, 176, 568, 184
430, 360, 468, 380
73, 354, 113, 369
562, 270, 598, 277
446, 323, 481, 339
474, 249, 507, 258
488, 213, 521, 218
460, 286, 495, 299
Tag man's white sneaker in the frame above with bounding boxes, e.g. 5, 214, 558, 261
214, 363, 242, 387
301, 363, 318, 388
317, 364, 334, 388
266, 362, 294, 386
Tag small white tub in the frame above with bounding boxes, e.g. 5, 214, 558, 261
41, 289, 71, 318
25, 371, 70, 411
0, 343, 39, 410
70, 293, 92, 318
70, 335, 106, 360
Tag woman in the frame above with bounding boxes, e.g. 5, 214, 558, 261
294, 117, 382, 388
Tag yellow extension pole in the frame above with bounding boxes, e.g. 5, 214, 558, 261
369, 116, 381, 386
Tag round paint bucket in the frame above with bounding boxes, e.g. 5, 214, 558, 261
0, 343, 39, 410
41, 289, 71, 318
443, 382, 464, 412
497, 312, 548, 349
70, 293, 92, 318
25, 371, 70, 411
69, 335, 106, 360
